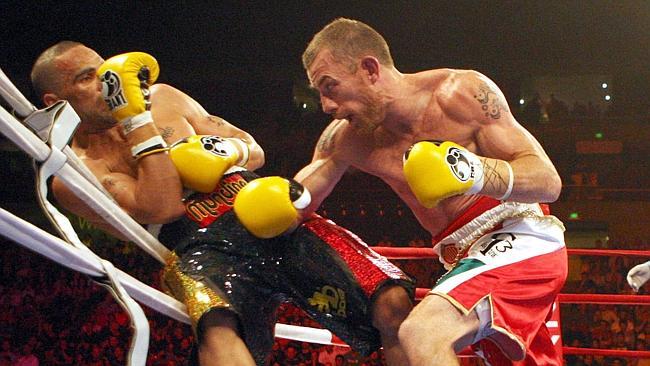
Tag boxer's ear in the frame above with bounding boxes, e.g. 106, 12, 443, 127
43, 92, 60, 107
360, 56, 380, 83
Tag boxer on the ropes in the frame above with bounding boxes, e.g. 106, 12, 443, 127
31, 42, 415, 366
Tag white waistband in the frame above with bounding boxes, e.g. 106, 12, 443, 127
435, 202, 565, 258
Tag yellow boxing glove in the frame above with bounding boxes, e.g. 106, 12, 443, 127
234, 176, 311, 239
403, 141, 484, 208
97, 52, 160, 134
169, 135, 249, 193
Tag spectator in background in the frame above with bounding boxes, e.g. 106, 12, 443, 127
15, 343, 38, 366
522, 92, 545, 124
637, 339, 650, 366
299, 341, 317, 366
318, 345, 346, 366
577, 271, 598, 293
283, 343, 304, 366
547, 93, 569, 122
335, 354, 346, 366
0, 339, 17, 365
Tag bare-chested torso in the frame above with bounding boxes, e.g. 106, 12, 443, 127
72, 85, 196, 182
326, 69, 494, 236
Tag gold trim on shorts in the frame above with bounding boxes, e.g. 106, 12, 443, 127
162, 252, 230, 331
437, 202, 565, 269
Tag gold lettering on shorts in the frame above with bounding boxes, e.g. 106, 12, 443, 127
185, 176, 248, 223
308, 285, 347, 317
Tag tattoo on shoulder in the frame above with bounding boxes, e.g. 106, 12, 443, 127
103, 177, 116, 187
158, 127, 174, 139
474, 82, 508, 120
207, 116, 225, 126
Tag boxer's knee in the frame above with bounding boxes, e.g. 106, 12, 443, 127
197, 309, 256, 365
197, 308, 242, 346
371, 284, 412, 336
398, 295, 479, 354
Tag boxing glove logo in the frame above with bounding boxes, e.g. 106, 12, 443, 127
446, 146, 476, 182
99, 70, 127, 110
200, 136, 236, 158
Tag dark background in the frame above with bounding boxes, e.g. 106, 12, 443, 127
2, 1, 649, 118
1, 0, 649, 235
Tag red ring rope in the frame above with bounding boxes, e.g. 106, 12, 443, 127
563, 347, 650, 358
558, 293, 649, 305
372, 245, 649, 359
371, 246, 650, 259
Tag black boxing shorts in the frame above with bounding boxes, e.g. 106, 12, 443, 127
159, 170, 415, 365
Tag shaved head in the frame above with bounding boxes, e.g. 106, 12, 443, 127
303, 18, 393, 73
30, 41, 84, 100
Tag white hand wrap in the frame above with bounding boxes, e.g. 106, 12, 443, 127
497, 161, 514, 201
465, 153, 485, 195
131, 135, 167, 159
226, 137, 250, 166
122, 111, 153, 135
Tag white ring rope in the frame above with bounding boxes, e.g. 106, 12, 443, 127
0, 67, 36, 118
0, 206, 346, 346
0, 86, 169, 264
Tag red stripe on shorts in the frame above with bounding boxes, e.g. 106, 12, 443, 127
303, 215, 406, 298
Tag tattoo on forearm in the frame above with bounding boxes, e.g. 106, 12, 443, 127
317, 128, 335, 153
474, 82, 508, 120
481, 159, 508, 193
158, 127, 174, 139
207, 116, 225, 126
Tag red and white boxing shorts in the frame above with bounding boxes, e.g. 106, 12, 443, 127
430, 197, 568, 365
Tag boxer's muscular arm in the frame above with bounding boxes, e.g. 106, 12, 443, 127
51, 131, 184, 240
52, 128, 185, 230
94, 55, 185, 225
294, 119, 351, 217
194, 114, 265, 171
444, 71, 562, 203
153, 84, 265, 171
48, 93, 185, 238
123, 123, 186, 222
51, 160, 142, 240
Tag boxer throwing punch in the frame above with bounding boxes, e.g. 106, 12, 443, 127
238, 18, 568, 365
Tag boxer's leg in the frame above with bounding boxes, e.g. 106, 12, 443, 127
398, 294, 480, 366
371, 284, 413, 365
287, 215, 415, 365
198, 310, 256, 366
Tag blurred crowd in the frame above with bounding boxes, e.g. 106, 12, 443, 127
561, 246, 649, 366
518, 92, 648, 126
0, 234, 391, 366
1, 230, 647, 365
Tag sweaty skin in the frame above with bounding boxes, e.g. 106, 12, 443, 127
38, 44, 264, 366
45, 45, 264, 238
296, 49, 560, 238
